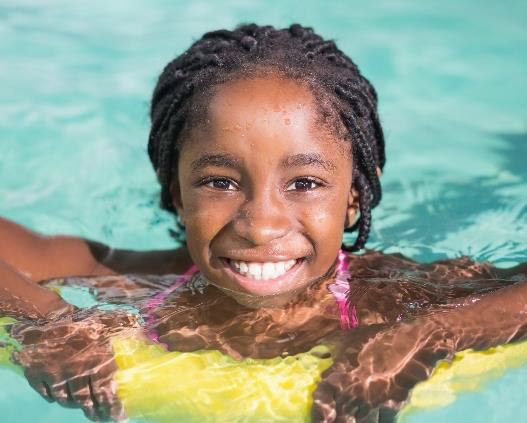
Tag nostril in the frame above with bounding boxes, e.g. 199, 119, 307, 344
232, 196, 293, 245
232, 213, 292, 245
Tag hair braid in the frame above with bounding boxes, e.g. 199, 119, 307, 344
342, 171, 373, 252
148, 23, 385, 251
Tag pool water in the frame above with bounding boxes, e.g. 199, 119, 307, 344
0, 0, 526, 422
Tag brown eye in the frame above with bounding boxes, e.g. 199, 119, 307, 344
205, 178, 237, 191
286, 178, 321, 191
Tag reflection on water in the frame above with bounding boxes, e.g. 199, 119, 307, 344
366, 132, 527, 266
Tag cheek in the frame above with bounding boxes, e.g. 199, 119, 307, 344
181, 193, 238, 249
296, 191, 348, 259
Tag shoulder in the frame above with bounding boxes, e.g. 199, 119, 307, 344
99, 246, 194, 276
344, 250, 499, 281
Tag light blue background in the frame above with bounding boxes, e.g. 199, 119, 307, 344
0, 1, 526, 422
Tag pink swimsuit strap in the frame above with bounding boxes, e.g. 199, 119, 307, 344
145, 250, 357, 343
331, 250, 359, 330
145, 264, 198, 343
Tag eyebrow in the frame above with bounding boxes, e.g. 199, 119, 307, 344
280, 153, 337, 172
190, 152, 337, 173
190, 153, 241, 173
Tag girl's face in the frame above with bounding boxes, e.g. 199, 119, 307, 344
173, 74, 356, 308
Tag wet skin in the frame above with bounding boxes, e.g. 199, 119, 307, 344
172, 74, 358, 308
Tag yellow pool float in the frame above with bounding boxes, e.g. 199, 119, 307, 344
112, 334, 333, 423
2, 316, 527, 422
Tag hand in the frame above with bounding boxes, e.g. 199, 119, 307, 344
312, 320, 453, 423
10, 309, 138, 421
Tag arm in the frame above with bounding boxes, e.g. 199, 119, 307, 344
11, 309, 137, 421
0, 216, 114, 282
1, 216, 193, 319
312, 281, 527, 422
0, 216, 193, 281
430, 280, 527, 351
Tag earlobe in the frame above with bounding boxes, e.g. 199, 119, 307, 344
345, 187, 359, 229
345, 207, 358, 229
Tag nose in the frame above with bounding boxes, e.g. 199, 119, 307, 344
232, 190, 292, 246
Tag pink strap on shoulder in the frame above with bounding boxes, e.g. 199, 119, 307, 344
329, 250, 359, 330
145, 265, 198, 343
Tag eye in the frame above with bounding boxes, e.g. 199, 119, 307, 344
285, 177, 322, 192
203, 177, 238, 191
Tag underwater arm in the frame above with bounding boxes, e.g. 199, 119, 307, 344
429, 280, 527, 351
312, 281, 527, 423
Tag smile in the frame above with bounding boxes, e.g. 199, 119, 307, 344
218, 255, 308, 298
226, 258, 300, 280
225, 259, 302, 280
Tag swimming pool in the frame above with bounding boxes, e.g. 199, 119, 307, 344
0, 0, 526, 422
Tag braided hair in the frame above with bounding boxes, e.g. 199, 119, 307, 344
148, 23, 385, 251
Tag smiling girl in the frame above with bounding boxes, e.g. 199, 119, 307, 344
1, 24, 526, 423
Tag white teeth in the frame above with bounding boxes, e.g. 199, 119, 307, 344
248, 263, 262, 279
229, 259, 298, 280
262, 262, 274, 280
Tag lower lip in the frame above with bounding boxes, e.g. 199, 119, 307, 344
221, 258, 304, 296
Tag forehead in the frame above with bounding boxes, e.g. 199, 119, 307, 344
209, 74, 316, 126
180, 74, 351, 161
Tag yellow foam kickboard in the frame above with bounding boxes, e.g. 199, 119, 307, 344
0, 317, 23, 375
399, 341, 527, 420
2, 316, 527, 422
112, 333, 334, 423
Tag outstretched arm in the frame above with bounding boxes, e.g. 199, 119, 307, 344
431, 280, 527, 351
0, 216, 193, 318
0, 216, 115, 282
0, 216, 192, 282
313, 280, 527, 423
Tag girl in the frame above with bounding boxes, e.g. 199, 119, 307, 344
1, 24, 526, 423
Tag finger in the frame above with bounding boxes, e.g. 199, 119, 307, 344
23, 369, 55, 403
88, 355, 125, 422
49, 380, 77, 409
88, 374, 126, 422
67, 374, 97, 411
335, 412, 358, 423
65, 375, 100, 422
312, 381, 337, 423
30, 380, 55, 403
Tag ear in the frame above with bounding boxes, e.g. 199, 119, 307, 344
169, 178, 185, 226
345, 186, 359, 229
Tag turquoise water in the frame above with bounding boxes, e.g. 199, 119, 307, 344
0, 0, 526, 421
